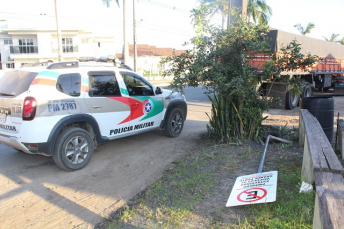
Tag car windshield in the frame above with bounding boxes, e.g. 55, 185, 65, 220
0, 71, 37, 96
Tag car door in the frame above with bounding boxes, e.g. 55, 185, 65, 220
85, 71, 132, 138
120, 71, 165, 133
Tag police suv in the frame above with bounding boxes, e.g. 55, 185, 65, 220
0, 61, 187, 171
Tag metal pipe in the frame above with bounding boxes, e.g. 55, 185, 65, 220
257, 135, 293, 173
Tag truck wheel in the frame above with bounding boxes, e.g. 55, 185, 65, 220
53, 127, 94, 171
285, 91, 299, 110
301, 82, 312, 98
164, 108, 184, 137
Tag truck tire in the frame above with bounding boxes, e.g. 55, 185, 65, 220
285, 91, 299, 110
53, 127, 94, 171
301, 82, 312, 98
164, 108, 184, 137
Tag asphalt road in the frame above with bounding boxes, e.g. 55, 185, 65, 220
0, 86, 212, 229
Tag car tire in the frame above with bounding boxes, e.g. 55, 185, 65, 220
301, 82, 312, 98
322, 87, 330, 92
53, 127, 94, 171
285, 90, 299, 110
164, 108, 184, 138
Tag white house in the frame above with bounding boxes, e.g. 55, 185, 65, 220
0, 27, 116, 70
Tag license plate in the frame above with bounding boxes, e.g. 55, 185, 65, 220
0, 113, 6, 123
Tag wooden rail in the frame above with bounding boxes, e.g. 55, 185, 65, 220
299, 109, 344, 229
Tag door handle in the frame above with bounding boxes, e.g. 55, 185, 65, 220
131, 103, 139, 107
92, 106, 101, 109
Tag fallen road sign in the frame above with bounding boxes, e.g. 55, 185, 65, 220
226, 171, 278, 207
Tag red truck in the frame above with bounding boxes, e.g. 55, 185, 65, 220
252, 29, 344, 109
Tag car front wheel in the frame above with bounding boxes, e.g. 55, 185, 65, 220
164, 108, 184, 137
53, 127, 94, 171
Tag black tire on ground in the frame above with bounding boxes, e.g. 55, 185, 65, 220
53, 127, 94, 171
285, 90, 299, 110
164, 108, 185, 138
301, 82, 312, 98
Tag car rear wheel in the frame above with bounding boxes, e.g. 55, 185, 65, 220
164, 108, 184, 137
53, 127, 94, 171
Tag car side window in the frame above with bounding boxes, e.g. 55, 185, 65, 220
56, 73, 81, 97
121, 73, 154, 96
88, 72, 120, 97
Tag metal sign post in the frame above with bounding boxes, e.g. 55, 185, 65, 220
226, 135, 292, 207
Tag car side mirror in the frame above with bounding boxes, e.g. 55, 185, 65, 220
155, 87, 163, 95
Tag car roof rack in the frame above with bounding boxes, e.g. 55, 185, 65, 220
79, 61, 114, 67
79, 61, 134, 71
21, 62, 50, 68
47, 61, 79, 69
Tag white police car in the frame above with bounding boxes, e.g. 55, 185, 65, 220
0, 61, 187, 171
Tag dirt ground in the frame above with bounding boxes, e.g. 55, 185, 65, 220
263, 93, 344, 134
95, 128, 307, 228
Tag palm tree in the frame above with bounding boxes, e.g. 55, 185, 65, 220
247, 0, 272, 25
337, 38, 344, 45
294, 23, 315, 35
200, 0, 272, 29
102, 0, 119, 7
200, 0, 228, 29
323, 33, 340, 42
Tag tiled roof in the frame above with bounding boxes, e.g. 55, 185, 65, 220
116, 44, 186, 58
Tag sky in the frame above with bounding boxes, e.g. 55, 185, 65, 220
1, 0, 344, 53
265, 0, 344, 42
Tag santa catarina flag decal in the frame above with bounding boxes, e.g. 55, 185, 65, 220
109, 96, 164, 124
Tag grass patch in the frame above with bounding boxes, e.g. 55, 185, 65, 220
101, 137, 315, 229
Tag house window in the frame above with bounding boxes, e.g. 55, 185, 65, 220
6, 63, 15, 69
62, 38, 73, 53
19, 38, 34, 53
81, 39, 89, 43
4, 39, 13, 45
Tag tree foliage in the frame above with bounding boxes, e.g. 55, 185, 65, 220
163, 7, 318, 143
199, 0, 228, 29
323, 33, 340, 43
199, 0, 272, 28
102, 0, 119, 7
163, 11, 272, 142
337, 37, 344, 45
247, 0, 272, 25
262, 41, 320, 97
294, 23, 315, 35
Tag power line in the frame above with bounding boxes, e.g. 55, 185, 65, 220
0, 12, 121, 26
140, 0, 191, 14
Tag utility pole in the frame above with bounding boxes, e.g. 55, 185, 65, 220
133, 0, 137, 72
54, 0, 63, 62
123, 0, 129, 66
